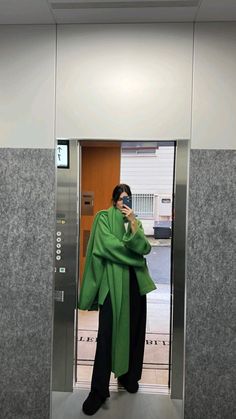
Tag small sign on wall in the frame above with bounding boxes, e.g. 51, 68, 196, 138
57, 140, 69, 168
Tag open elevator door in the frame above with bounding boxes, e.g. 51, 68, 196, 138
52, 139, 79, 391
51, 138, 188, 399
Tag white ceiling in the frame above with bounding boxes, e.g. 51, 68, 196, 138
0, 0, 236, 24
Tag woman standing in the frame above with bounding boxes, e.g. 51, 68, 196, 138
78, 184, 156, 415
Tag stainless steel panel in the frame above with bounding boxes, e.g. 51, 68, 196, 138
52, 140, 79, 392
81, 191, 94, 215
170, 140, 189, 400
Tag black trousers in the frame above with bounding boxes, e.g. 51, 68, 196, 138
91, 267, 147, 399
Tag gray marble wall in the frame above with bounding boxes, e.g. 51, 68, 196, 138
0, 149, 55, 419
185, 150, 236, 419
1, 147, 235, 419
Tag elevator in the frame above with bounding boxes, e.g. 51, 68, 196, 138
51, 139, 189, 407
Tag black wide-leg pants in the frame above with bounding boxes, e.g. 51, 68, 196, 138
91, 266, 147, 399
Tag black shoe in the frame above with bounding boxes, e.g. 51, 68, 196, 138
82, 391, 107, 415
118, 378, 139, 393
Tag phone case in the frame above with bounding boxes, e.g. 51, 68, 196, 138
122, 196, 132, 209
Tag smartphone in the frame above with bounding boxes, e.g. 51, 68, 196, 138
122, 196, 132, 209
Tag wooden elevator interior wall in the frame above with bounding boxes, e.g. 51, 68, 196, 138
79, 142, 121, 282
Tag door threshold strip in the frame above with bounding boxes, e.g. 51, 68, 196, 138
74, 381, 169, 395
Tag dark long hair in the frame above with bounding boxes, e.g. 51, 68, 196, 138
112, 184, 132, 206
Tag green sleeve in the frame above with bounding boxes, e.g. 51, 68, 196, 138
93, 214, 145, 267
123, 220, 151, 255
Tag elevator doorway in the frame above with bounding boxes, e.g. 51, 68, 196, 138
52, 138, 188, 404
76, 140, 174, 394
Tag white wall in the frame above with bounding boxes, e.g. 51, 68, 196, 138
120, 146, 174, 194
56, 23, 193, 141
1, 23, 236, 150
192, 22, 236, 149
0, 25, 56, 148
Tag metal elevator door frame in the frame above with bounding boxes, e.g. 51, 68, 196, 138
51, 138, 189, 404
52, 139, 79, 392
170, 139, 189, 400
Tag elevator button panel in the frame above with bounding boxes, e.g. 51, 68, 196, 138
55, 231, 63, 260
55, 222, 71, 277
55, 230, 64, 265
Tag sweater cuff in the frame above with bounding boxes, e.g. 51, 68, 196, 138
123, 226, 142, 245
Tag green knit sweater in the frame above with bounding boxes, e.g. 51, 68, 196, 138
78, 206, 156, 377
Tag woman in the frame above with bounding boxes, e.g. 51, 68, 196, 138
78, 184, 156, 415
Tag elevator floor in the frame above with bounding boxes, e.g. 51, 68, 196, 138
52, 390, 183, 419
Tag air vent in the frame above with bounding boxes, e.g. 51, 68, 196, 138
50, 1, 200, 10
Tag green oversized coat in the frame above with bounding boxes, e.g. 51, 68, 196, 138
78, 206, 156, 377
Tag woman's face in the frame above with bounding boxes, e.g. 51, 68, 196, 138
116, 191, 128, 211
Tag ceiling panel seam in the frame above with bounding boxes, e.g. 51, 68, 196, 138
50, 1, 200, 10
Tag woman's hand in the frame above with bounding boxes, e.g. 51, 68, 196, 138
121, 205, 138, 233
121, 204, 135, 222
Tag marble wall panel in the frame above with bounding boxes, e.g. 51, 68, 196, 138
0, 149, 55, 419
185, 149, 236, 419
1, 147, 235, 418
